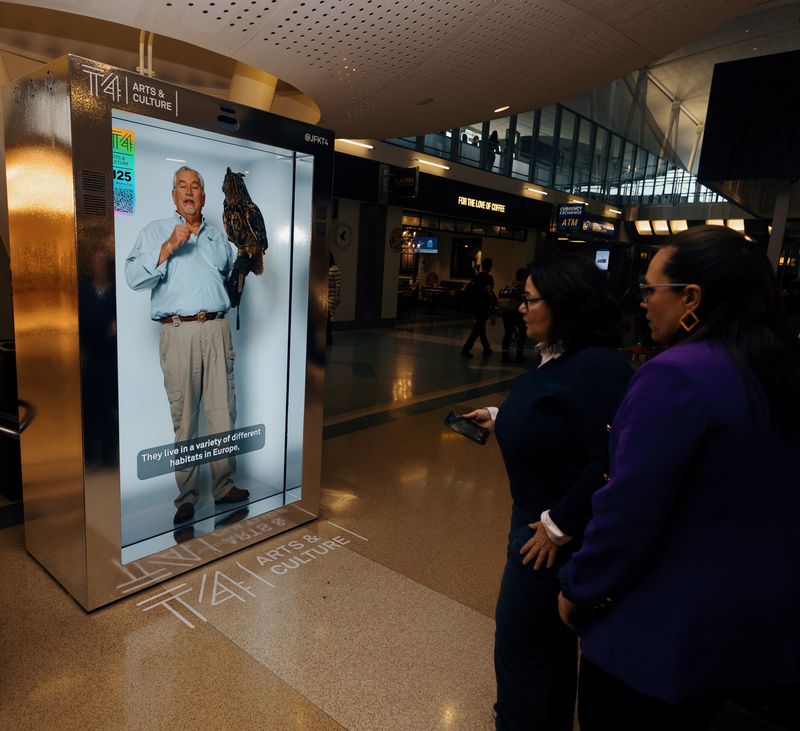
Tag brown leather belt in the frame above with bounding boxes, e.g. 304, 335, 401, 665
160, 311, 223, 324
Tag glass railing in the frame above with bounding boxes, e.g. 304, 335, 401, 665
385, 103, 726, 208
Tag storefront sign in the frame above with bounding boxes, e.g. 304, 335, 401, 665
457, 196, 506, 213
556, 204, 585, 231
390, 166, 419, 198
407, 174, 550, 228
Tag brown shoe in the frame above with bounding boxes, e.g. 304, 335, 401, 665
215, 485, 250, 505
173, 502, 194, 524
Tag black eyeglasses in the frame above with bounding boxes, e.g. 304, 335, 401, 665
521, 296, 545, 308
637, 282, 690, 302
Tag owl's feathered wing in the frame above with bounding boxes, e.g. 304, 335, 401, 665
222, 169, 269, 275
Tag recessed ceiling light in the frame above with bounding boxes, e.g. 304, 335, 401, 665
494, 105, 510, 113
526, 187, 548, 195
607, 208, 622, 215
166, 157, 186, 163
337, 138, 374, 150
413, 158, 450, 170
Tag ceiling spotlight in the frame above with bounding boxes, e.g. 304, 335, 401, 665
494, 105, 510, 113
607, 208, 622, 215
413, 158, 450, 170
337, 138, 374, 150
527, 187, 548, 195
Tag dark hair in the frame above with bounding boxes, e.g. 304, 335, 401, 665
482, 258, 493, 271
515, 267, 529, 282
530, 253, 622, 351
661, 225, 800, 432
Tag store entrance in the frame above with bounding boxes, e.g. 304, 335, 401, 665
394, 211, 532, 324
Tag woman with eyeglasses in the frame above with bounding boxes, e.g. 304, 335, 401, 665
464, 254, 632, 730
559, 226, 800, 731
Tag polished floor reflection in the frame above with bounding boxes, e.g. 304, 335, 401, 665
1, 319, 530, 729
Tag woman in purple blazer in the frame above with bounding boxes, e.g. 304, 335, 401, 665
559, 226, 800, 731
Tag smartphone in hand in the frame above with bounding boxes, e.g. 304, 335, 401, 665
444, 410, 490, 445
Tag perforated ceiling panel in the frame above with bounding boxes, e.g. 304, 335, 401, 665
5, 0, 761, 137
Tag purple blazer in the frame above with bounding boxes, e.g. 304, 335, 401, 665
561, 340, 800, 703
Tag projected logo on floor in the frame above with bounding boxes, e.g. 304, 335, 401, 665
125, 519, 368, 629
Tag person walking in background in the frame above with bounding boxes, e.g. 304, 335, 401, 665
327, 252, 342, 347
498, 267, 529, 364
463, 255, 632, 730
559, 226, 800, 731
461, 258, 496, 359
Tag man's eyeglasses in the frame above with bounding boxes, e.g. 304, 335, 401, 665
521, 296, 545, 308
638, 282, 690, 302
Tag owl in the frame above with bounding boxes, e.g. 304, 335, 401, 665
221, 168, 269, 276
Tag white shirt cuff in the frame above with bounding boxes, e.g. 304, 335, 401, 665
541, 509, 572, 546
486, 406, 499, 422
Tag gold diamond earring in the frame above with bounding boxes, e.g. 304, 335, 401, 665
679, 310, 700, 332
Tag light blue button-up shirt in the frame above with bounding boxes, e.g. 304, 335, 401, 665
125, 212, 235, 320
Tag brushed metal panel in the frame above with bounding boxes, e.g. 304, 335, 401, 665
3, 57, 89, 607
65, 57, 123, 610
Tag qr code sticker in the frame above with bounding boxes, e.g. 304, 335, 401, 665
114, 185, 135, 215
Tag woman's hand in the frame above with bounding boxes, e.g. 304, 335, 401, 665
462, 408, 495, 431
558, 592, 577, 629
520, 521, 560, 569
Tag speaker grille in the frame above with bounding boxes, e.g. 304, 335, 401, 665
82, 195, 107, 216
81, 170, 106, 193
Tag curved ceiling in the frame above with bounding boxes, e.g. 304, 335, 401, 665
4, 0, 763, 138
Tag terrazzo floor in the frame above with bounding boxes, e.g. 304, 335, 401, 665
1, 318, 532, 730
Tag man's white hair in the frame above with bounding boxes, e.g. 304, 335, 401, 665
172, 166, 205, 192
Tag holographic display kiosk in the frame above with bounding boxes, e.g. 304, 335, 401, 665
3, 56, 332, 609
